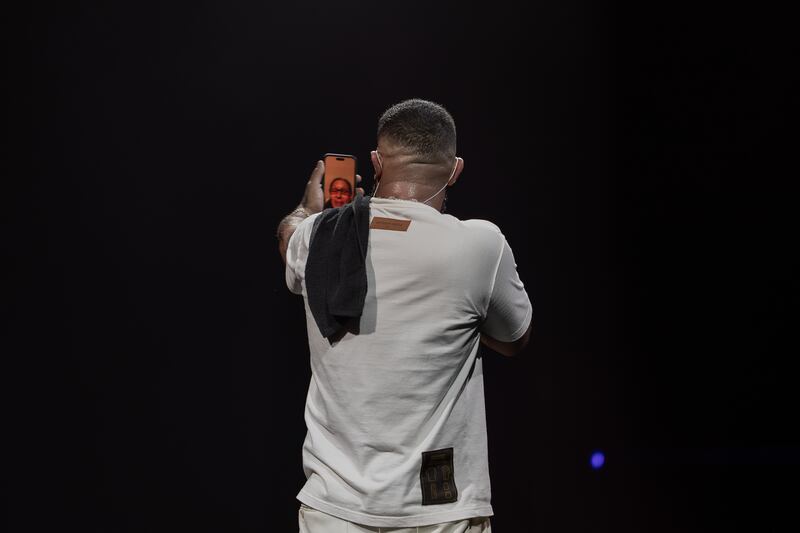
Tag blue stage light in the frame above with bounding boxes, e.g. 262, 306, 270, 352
590, 451, 605, 469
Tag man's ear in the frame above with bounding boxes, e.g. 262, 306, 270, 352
448, 157, 464, 186
370, 150, 382, 181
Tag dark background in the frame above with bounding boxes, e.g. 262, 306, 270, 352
10, 1, 796, 531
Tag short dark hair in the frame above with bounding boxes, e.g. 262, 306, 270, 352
377, 99, 456, 159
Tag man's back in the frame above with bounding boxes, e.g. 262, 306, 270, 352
286, 197, 532, 528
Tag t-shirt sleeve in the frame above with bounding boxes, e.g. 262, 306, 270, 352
480, 238, 533, 342
285, 214, 317, 295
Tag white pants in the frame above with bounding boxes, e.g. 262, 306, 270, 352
298, 504, 492, 533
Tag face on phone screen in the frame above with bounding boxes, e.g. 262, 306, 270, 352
323, 154, 356, 208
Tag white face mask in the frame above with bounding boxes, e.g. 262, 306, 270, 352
374, 151, 460, 206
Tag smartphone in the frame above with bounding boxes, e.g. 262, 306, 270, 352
323, 153, 357, 209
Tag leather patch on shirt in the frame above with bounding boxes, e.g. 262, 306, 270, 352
369, 217, 411, 232
420, 447, 458, 505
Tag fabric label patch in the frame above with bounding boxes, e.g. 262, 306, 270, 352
370, 217, 411, 231
420, 447, 457, 505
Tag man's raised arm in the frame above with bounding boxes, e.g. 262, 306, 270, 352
277, 161, 325, 265
276, 160, 363, 265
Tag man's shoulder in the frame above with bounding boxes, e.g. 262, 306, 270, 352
460, 218, 502, 232
459, 218, 504, 236
443, 218, 506, 257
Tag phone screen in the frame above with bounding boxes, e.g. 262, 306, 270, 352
323, 154, 357, 209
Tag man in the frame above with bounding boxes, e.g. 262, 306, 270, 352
278, 99, 532, 532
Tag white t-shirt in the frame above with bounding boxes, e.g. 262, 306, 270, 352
285, 197, 532, 528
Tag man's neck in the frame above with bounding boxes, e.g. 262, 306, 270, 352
373, 180, 444, 209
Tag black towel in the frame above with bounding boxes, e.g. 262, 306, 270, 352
305, 193, 371, 340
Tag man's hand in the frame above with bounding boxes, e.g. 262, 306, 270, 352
277, 160, 363, 265
299, 160, 326, 215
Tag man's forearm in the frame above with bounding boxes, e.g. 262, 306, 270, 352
480, 323, 533, 357
278, 160, 356, 266
277, 206, 312, 265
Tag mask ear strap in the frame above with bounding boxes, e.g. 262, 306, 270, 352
421, 157, 459, 205
373, 150, 383, 196
449, 157, 461, 183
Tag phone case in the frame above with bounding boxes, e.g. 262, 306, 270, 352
323, 153, 357, 209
